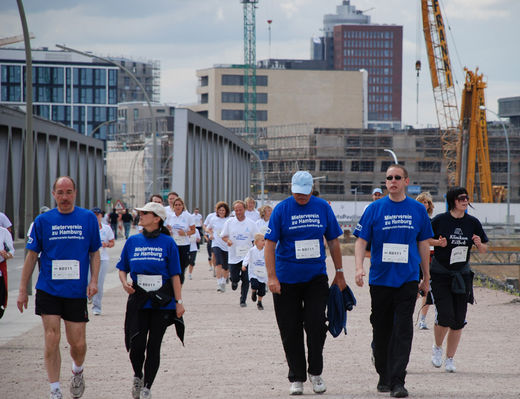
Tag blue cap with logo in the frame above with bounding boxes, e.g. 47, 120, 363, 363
291, 171, 313, 195
91, 207, 103, 214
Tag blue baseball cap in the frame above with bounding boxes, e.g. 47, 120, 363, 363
91, 207, 103, 214
291, 171, 313, 195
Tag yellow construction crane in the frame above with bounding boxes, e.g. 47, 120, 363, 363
420, 0, 498, 202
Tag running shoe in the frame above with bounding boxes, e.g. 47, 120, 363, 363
445, 357, 456, 373
220, 283, 226, 293
188, 273, 192, 280
231, 282, 238, 291
431, 344, 443, 368
132, 377, 143, 399
251, 290, 257, 302
92, 309, 101, 316
418, 319, 428, 330
289, 381, 304, 395
217, 284, 223, 292
257, 301, 264, 310
308, 373, 326, 394
50, 388, 63, 399
240, 301, 247, 307
70, 370, 85, 398
140, 387, 152, 399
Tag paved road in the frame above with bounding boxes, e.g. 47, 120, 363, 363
1, 231, 519, 398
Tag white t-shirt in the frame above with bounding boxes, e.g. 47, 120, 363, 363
0, 212, 12, 229
192, 213, 203, 227
0, 226, 14, 265
166, 212, 195, 246
208, 216, 229, 251
189, 229, 200, 252
220, 217, 259, 264
243, 246, 267, 283
245, 209, 260, 222
256, 218, 269, 235
99, 223, 115, 261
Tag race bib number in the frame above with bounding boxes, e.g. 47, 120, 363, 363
236, 245, 250, 258
52, 260, 80, 280
450, 246, 468, 264
382, 243, 409, 264
295, 239, 320, 259
137, 274, 162, 292
173, 235, 185, 245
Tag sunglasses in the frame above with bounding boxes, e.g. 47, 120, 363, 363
386, 175, 403, 181
139, 211, 151, 215
456, 195, 469, 202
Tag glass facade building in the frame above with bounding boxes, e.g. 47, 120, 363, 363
0, 48, 118, 140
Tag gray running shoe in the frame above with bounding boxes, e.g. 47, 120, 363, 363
132, 377, 143, 399
140, 387, 152, 399
50, 388, 63, 399
70, 371, 85, 398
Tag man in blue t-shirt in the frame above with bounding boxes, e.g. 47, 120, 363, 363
265, 171, 346, 396
17, 176, 101, 399
354, 164, 432, 398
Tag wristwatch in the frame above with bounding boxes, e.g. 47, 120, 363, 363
176, 299, 183, 304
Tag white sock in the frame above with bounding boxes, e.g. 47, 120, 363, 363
50, 382, 61, 392
72, 361, 83, 374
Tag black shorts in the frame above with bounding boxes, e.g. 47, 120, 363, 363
430, 272, 471, 330
250, 278, 266, 297
212, 247, 229, 270
35, 289, 89, 323
188, 251, 198, 266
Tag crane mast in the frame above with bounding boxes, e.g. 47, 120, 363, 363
421, 0, 460, 186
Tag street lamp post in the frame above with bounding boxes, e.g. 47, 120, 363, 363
384, 148, 399, 164
480, 106, 511, 231
55, 44, 159, 194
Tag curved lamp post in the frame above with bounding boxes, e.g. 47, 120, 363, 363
55, 44, 158, 194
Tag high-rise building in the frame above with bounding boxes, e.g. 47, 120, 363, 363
0, 48, 160, 140
0, 48, 118, 139
110, 57, 160, 103
311, 1, 402, 129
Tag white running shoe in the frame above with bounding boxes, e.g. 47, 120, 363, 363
70, 371, 85, 398
431, 345, 443, 368
50, 388, 63, 399
132, 377, 143, 399
140, 387, 152, 399
445, 357, 456, 373
308, 373, 326, 394
289, 381, 304, 395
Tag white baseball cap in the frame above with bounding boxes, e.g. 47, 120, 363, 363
135, 202, 167, 221
291, 171, 313, 195
372, 188, 383, 195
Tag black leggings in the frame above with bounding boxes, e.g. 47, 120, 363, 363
129, 309, 172, 389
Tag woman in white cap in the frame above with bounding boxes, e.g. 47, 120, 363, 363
265, 171, 346, 395
117, 202, 184, 399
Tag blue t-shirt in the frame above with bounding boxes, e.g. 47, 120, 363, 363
265, 196, 343, 284
353, 196, 433, 287
116, 233, 181, 310
27, 207, 102, 299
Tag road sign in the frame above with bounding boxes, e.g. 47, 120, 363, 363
115, 199, 125, 210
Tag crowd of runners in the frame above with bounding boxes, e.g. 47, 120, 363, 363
13, 164, 489, 398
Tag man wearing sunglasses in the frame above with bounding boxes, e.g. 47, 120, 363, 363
353, 164, 433, 398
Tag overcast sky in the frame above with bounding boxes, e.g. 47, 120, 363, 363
1, 0, 518, 126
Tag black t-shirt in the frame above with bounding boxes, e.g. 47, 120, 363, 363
122, 213, 133, 223
109, 212, 119, 224
431, 212, 488, 271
